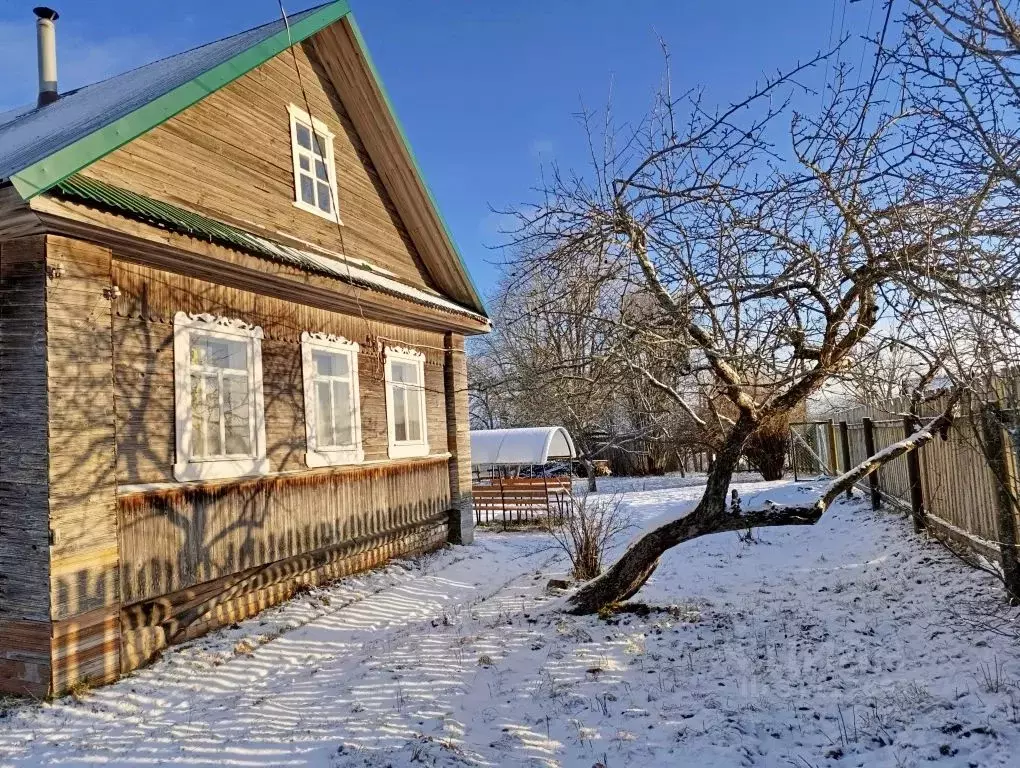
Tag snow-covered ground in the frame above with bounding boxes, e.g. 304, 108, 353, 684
1, 475, 1019, 767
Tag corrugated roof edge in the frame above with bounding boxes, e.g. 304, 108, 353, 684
10, 1, 350, 199
50, 174, 490, 325
345, 15, 488, 318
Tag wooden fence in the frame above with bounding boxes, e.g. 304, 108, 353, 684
472, 476, 574, 530
810, 396, 1020, 595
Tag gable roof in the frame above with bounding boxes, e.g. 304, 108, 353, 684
0, 1, 486, 317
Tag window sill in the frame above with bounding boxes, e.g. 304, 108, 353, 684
293, 198, 344, 225
387, 442, 430, 459
173, 457, 270, 482
305, 449, 365, 468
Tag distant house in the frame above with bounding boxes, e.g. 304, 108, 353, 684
0, 2, 488, 696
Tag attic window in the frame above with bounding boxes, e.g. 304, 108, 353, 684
288, 104, 340, 223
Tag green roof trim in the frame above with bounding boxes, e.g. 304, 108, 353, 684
11, 1, 350, 199
346, 15, 487, 315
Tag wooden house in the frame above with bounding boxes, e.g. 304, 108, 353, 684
0, 2, 489, 696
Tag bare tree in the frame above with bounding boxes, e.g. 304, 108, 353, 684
503, 25, 1020, 612
470, 255, 696, 489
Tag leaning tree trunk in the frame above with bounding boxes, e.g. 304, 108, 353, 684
564, 398, 959, 614
566, 416, 758, 613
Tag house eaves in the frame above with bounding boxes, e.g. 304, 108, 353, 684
49, 173, 490, 326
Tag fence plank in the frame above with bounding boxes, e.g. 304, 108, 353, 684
862, 417, 880, 510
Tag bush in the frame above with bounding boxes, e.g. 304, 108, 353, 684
743, 413, 791, 480
547, 491, 631, 581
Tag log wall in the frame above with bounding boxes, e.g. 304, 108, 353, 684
45, 236, 121, 691
0, 236, 51, 696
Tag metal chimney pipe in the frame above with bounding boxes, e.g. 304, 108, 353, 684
34, 7, 59, 107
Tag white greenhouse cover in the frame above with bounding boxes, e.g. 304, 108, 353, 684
469, 427, 576, 466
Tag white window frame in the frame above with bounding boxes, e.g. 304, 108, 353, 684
301, 331, 364, 467
384, 346, 429, 459
287, 104, 341, 223
173, 312, 268, 481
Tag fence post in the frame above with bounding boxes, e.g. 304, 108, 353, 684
499, 477, 507, 532
838, 421, 852, 498
981, 406, 1020, 602
903, 415, 926, 532
861, 417, 881, 510
789, 426, 799, 482
826, 421, 838, 476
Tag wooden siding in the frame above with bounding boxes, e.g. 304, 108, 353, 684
119, 456, 450, 604
112, 258, 449, 485
46, 237, 120, 622
120, 503, 449, 672
31, 194, 488, 336
0, 235, 51, 695
83, 40, 436, 290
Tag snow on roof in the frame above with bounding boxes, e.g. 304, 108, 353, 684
0, 3, 328, 184
469, 427, 576, 466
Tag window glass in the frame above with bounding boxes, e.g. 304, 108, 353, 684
317, 186, 332, 214
392, 361, 416, 385
405, 386, 423, 442
393, 387, 408, 442
291, 111, 337, 219
333, 380, 353, 445
188, 332, 252, 459
300, 175, 315, 205
223, 375, 252, 455
315, 379, 335, 447
387, 354, 425, 449
309, 348, 357, 451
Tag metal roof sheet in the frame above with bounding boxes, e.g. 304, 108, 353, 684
469, 428, 577, 466
0, 3, 331, 186
52, 174, 487, 322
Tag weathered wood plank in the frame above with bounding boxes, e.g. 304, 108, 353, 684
0, 237, 51, 638
83, 41, 435, 290
118, 455, 450, 604
120, 511, 448, 673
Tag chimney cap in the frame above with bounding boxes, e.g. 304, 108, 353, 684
33, 7, 59, 21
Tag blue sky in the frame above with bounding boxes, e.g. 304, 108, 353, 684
0, 1, 877, 299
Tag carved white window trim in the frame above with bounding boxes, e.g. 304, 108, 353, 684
384, 346, 429, 459
288, 104, 342, 223
173, 312, 269, 481
301, 331, 364, 467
